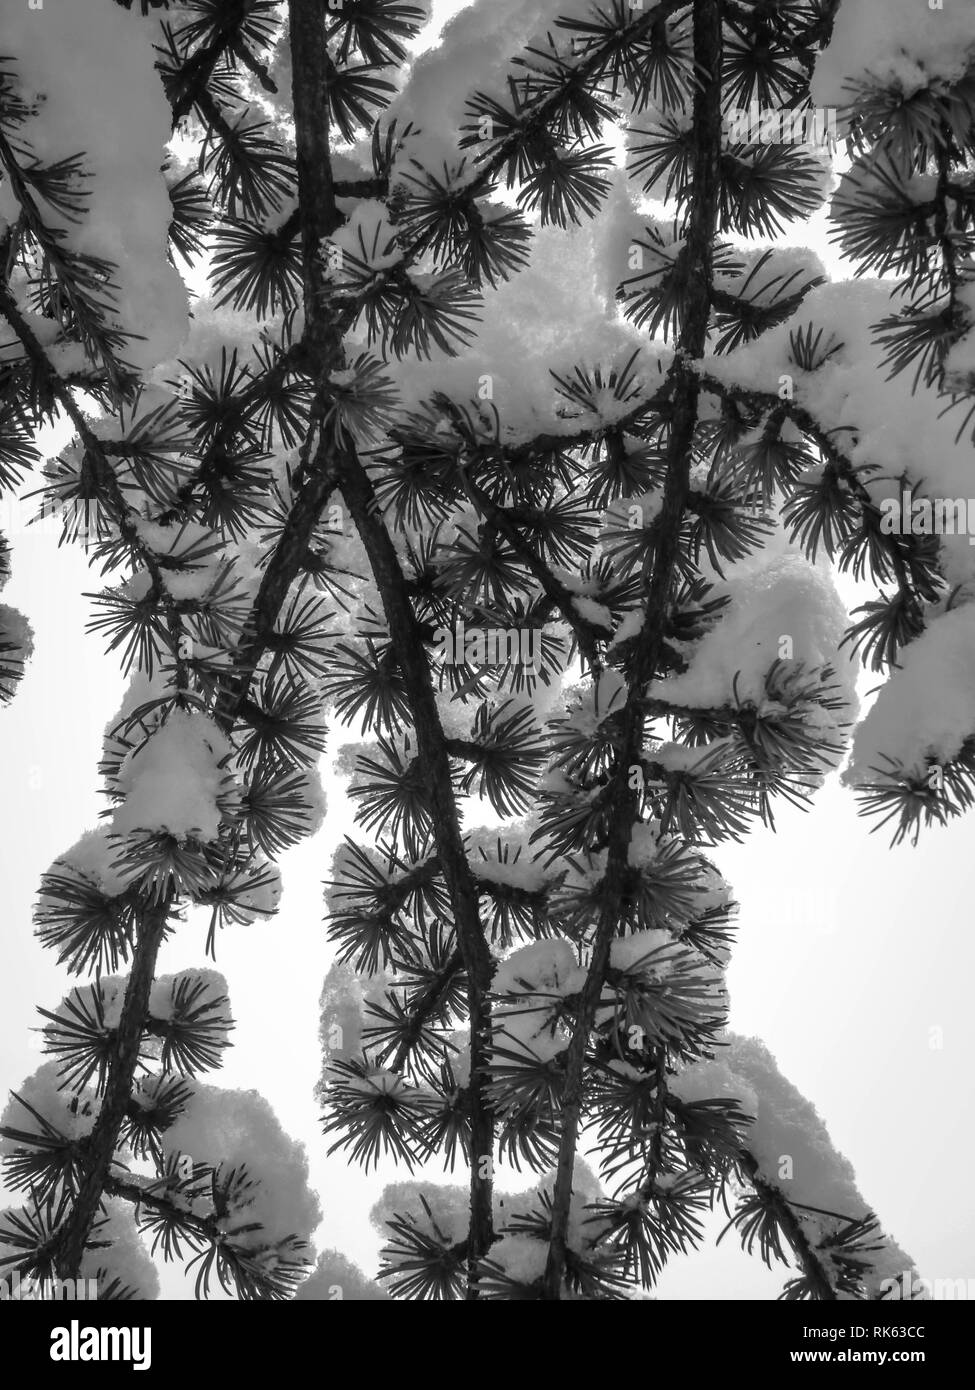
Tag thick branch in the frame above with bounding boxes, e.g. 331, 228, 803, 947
339, 450, 496, 1291
53, 904, 170, 1278
541, 0, 725, 1300
285, 0, 496, 1293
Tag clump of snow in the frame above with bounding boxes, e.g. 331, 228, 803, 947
295, 1248, 390, 1301
669, 1054, 758, 1116
371, 1180, 470, 1248
492, 940, 584, 1057
466, 825, 550, 893
160, 567, 223, 602
672, 1038, 914, 1293
377, 219, 664, 446
609, 929, 675, 975
435, 688, 485, 738
218, 857, 283, 922
80, 1197, 159, 1300
492, 939, 586, 1001
0, 1063, 98, 1149
652, 740, 730, 774
647, 552, 855, 722
487, 1233, 548, 1285
572, 595, 615, 631
342, 1067, 417, 1100
812, 0, 975, 109
112, 711, 235, 841
726, 1035, 875, 1216
49, 976, 127, 1034
151, 298, 280, 390
553, 668, 629, 741
318, 959, 393, 1088
0, 1197, 158, 1298
599, 174, 658, 296
714, 246, 827, 307
386, 0, 577, 177
0, 0, 188, 371
704, 280, 975, 591
326, 200, 402, 275
161, 1082, 320, 1253
43, 828, 128, 900
500, 1164, 610, 1257
134, 517, 215, 557
97, 976, 127, 1030
294, 766, 328, 841
600, 488, 665, 544
609, 604, 647, 649
148, 969, 231, 1025
845, 603, 975, 782
325, 835, 389, 908
372, 1165, 608, 1279
0, 603, 33, 694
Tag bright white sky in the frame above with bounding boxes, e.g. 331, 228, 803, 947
1, 0, 973, 1300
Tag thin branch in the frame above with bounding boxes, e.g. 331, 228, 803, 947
0, 285, 167, 593
454, 470, 610, 665
390, 946, 466, 1072
214, 427, 341, 731
737, 1150, 838, 1301
697, 369, 930, 615
104, 1175, 218, 1247
165, 0, 256, 126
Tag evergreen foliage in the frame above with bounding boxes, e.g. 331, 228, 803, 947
2, 0, 972, 1300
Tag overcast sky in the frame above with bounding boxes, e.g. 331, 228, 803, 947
1, 0, 973, 1300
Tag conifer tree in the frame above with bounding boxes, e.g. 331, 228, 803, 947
1, 0, 972, 1301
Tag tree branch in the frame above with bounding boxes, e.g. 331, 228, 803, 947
541, 0, 725, 1300
53, 903, 170, 1279
339, 448, 496, 1292
737, 1150, 838, 1301
284, 0, 497, 1294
